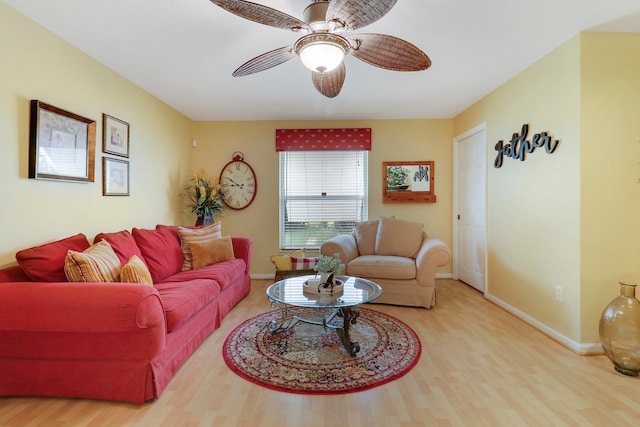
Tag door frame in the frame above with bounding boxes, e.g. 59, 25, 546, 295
452, 122, 488, 290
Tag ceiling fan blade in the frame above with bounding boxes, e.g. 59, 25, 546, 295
326, 0, 397, 31
210, 0, 310, 33
349, 33, 431, 71
312, 62, 346, 98
232, 46, 296, 77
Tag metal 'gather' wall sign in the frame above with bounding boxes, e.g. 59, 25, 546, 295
494, 124, 559, 168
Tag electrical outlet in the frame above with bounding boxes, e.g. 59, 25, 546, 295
555, 286, 564, 301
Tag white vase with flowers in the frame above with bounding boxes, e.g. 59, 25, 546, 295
314, 253, 345, 286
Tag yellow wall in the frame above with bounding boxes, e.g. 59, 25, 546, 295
192, 120, 454, 275
454, 36, 582, 343
579, 33, 640, 343
0, 3, 193, 267
454, 32, 640, 349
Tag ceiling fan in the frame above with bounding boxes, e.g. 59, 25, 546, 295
209, 0, 431, 98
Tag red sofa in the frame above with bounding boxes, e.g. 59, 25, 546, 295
0, 225, 252, 404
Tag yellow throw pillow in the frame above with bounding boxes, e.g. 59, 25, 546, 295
189, 236, 235, 269
120, 255, 153, 286
64, 239, 121, 282
270, 249, 304, 271
178, 222, 222, 270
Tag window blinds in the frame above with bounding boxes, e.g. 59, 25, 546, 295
279, 150, 368, 249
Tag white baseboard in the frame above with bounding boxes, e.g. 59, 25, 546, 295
436, 273, 453, 279
484, 292, 603, 355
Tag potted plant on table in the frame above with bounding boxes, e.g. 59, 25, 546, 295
314, 253, 345, 287
184, 167, 225, 226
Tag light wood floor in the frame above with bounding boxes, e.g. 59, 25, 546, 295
1, 279, 639, 427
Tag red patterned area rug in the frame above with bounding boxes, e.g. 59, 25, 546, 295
222, 307, 421, 394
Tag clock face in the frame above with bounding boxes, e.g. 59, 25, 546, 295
219, 160, 257, 210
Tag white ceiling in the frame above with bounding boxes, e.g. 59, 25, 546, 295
5, 0, 640, 121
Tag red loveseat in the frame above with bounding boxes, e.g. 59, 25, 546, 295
0, 225, 252, 404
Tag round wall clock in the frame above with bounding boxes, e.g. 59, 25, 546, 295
219, 152, 257, 210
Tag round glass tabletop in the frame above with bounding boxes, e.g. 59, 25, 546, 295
266, 275, 382, 308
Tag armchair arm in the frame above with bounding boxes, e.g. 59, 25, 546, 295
415, 237, 451, 286
320, 234, 359, 264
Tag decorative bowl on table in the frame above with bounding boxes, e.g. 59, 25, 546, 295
303, 278, 344, 295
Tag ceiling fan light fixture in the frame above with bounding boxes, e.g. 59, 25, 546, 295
303, 1, 331, 31
295, 33, 350, 74
299, 42, 344, 73
211, 0, 430, 97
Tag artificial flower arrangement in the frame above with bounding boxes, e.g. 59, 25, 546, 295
184, 167, 225, 220
314, 253, 345, 275
313, 253, 345, 292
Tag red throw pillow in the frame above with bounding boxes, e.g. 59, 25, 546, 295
94, 230, 146, 266
290, 256, 319, 271
15, 233, 90, 282
132, 227, 183, 283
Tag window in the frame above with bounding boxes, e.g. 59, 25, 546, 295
279, 151, 368, 249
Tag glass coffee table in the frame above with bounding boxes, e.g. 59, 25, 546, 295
266, 275, 382, 356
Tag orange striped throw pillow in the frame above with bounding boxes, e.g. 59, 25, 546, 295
178, 222, 222, 270
189, 236, 235, 269
64, 239, 121, 282
120, 255, 153, 286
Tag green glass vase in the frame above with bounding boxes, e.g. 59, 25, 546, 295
599, 282, 640, 376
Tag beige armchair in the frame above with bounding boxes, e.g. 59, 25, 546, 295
320, 217, 451, 308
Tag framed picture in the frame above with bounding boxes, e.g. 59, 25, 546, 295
28, 100, 96, 182
102, 114, 130, 157
103, 157, 130, 196
382, 161, 436, 203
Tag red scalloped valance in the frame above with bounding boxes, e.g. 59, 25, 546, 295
275, 128, 372, 151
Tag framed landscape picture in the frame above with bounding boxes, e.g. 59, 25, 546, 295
102, 114, 130, 157
28, 100, 96, 182
103, 157, 130, 196
382, 161, 436, 203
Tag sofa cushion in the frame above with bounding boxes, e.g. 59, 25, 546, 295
93, 230, 145, 266
178, 223, 222, 270
375, 217, 424, 258
189, 236, 235, 269
160, 258, 247, 291
347, 255, 416, 280
15, 233, 90, 282
64, 239, 122, 282
121, 255, 153, 286
354, 218, 380, 256
154, 279, 221, 332
132, 227, 183, 283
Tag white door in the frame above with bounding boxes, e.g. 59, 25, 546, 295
454, 125, 487, 292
